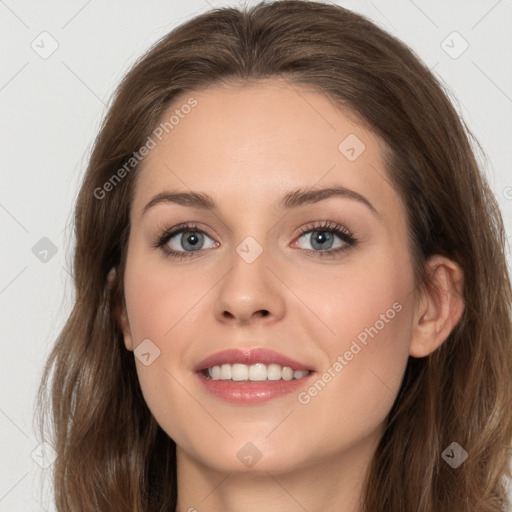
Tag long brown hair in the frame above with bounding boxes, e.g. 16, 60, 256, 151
36, 1, 512, 510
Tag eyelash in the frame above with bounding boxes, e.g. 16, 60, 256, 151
152, 221, 358, 260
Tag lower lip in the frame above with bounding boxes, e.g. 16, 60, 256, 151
196, 372, 315, 404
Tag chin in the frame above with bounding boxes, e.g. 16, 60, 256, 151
179, 433, 313, 476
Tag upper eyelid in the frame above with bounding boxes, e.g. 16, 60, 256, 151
157, 223, 217, 248
163, 222, 215, 237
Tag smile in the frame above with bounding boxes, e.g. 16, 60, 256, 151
203, 363, 311, 381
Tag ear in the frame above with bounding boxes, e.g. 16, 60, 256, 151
409, 255, 465, 358
108, 267, 134, 352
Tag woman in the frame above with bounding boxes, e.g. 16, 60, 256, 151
37, 1, 512, 510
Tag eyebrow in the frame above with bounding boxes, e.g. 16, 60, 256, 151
142, 185, 379, 217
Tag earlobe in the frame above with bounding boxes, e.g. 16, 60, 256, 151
409, 255, 465, 358
116, 302, 134, 352
108, 267, 134, 352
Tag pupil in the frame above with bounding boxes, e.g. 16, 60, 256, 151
187, 233, 199, 246
316, 232, 329, 244
312, 231, 333, 250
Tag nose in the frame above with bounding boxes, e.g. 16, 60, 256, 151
213, 243, 286, 327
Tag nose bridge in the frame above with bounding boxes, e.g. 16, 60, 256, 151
214, 230, 285, 325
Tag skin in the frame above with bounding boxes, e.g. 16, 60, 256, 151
116, 79, 464, 512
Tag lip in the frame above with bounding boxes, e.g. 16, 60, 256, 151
196, 372, 315, 404
194, 347, 314, 373
194, 347, 316, 405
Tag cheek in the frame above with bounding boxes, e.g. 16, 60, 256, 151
123, 251, 207, 342
122, 252, 205, 442
293, 246, 414, 360
291, 250, 415, 428
333, 271, 411, 360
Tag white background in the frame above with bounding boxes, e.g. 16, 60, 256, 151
1, 0, 511, 510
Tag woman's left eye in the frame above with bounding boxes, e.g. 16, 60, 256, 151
293, 222, 357, 258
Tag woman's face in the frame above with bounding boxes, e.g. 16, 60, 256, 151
119, 79, 418, 476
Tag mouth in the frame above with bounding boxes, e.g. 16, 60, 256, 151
194, 347, 314, 377
201, 363, 311, 382
194, 347, 316, 404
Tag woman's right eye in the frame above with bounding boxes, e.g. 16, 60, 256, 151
155, 225, 218, 259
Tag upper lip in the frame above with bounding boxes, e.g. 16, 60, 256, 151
194, 348, 314, 373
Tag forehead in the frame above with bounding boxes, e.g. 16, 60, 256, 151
131, 79, 399, 220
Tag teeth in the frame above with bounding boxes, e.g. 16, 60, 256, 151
220, 364, 231, 380
267, 363, 283, 380
248, 363, 267, 381
210, 365, 221, 379
232, 363, 248, 381
206, 363, 310, 381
